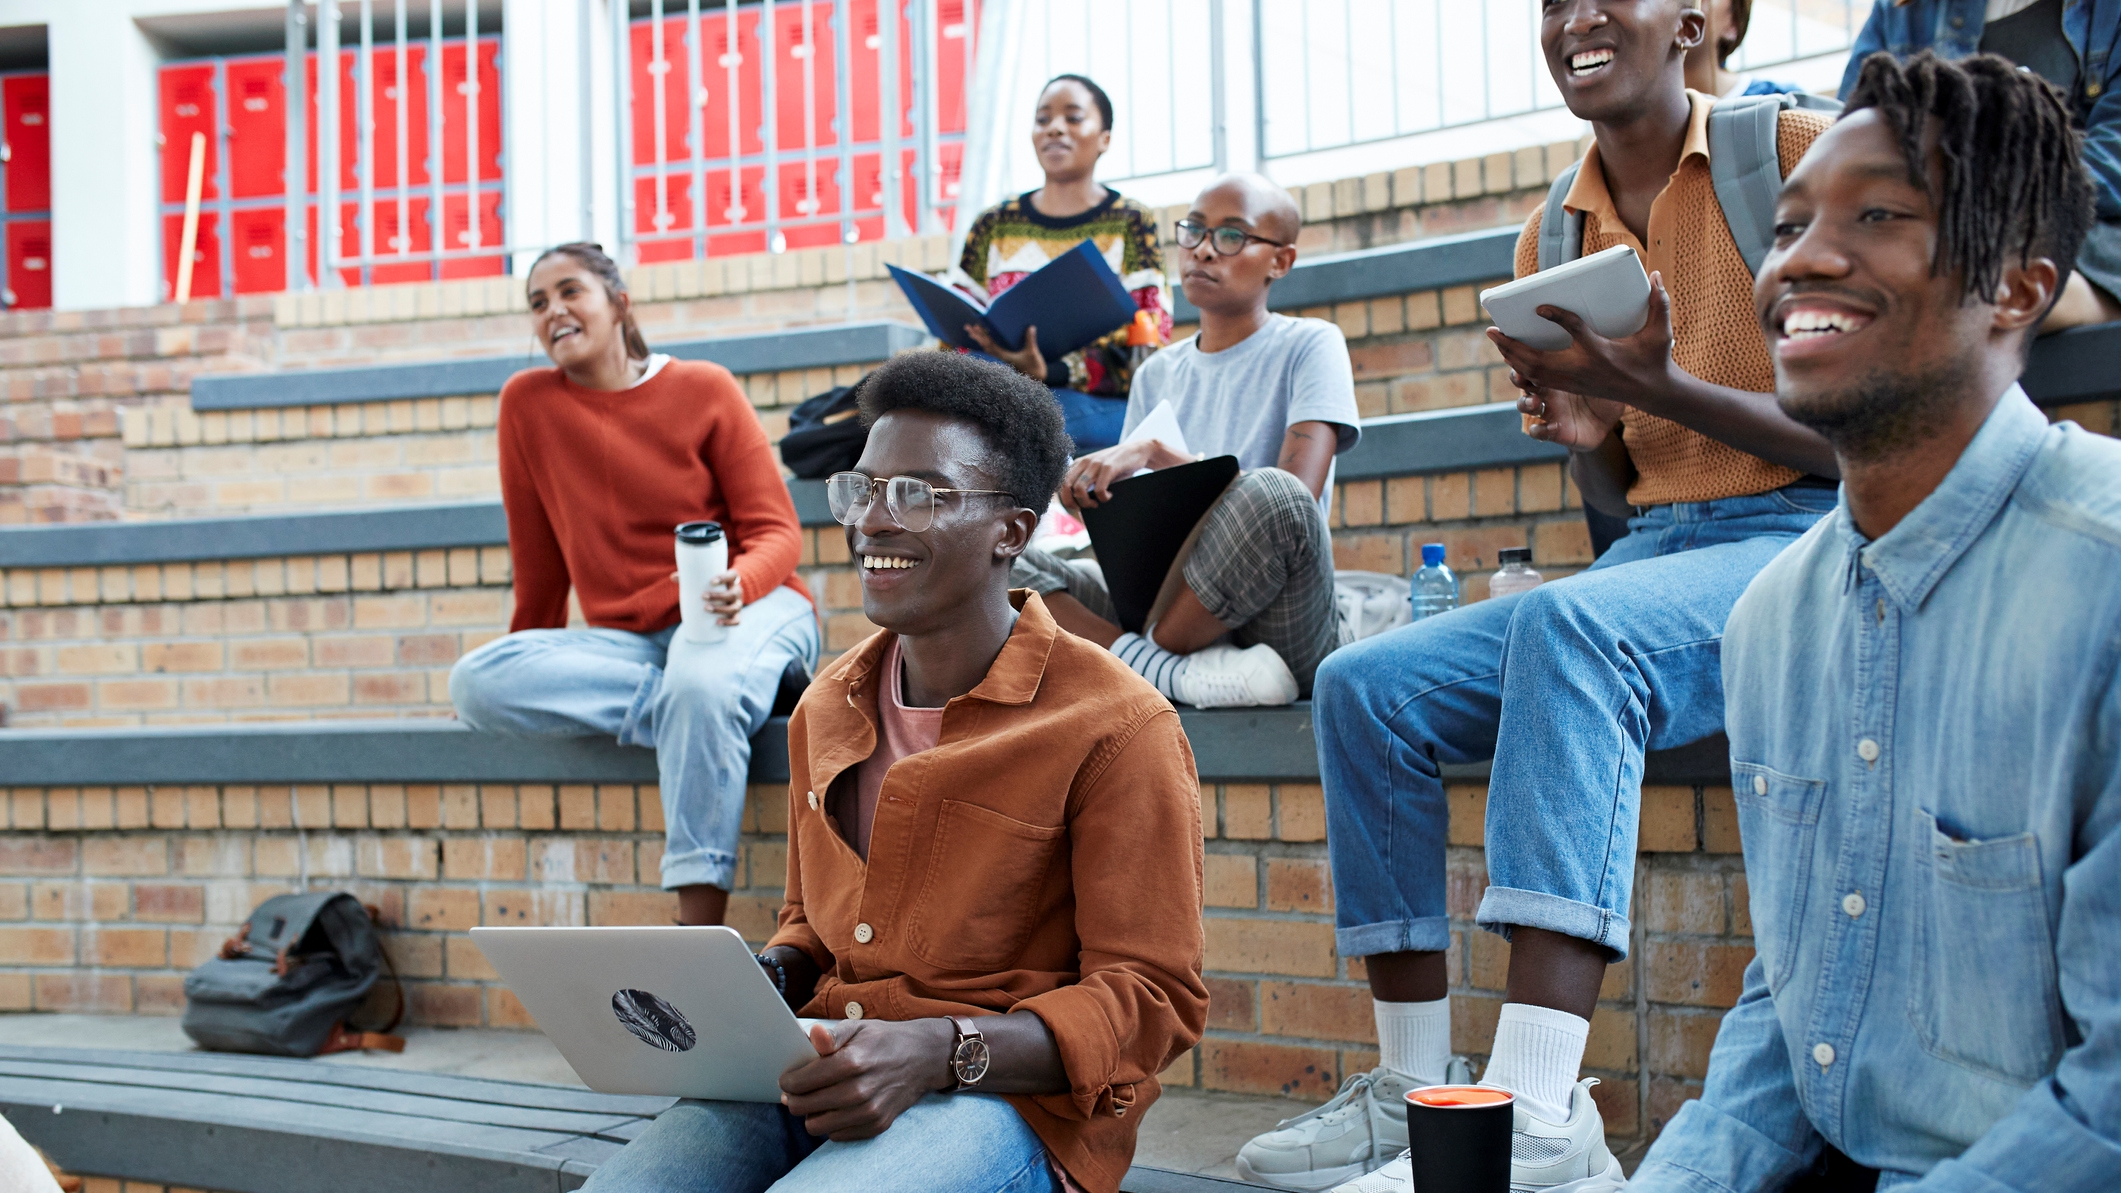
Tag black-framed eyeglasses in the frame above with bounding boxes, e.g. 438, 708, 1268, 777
1174, 218, 1290, 256
826, 472, 1016, 534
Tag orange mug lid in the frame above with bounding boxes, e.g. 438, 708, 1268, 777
1405, 1085, 1514, 1108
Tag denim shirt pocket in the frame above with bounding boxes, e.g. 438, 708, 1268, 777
1731, 762, 1827, 990
1906, 808, 2065, 1086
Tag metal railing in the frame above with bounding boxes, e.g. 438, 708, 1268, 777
1254, 0, 1865, 161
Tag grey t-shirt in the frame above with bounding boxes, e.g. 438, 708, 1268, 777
1122, 313, 1361, 515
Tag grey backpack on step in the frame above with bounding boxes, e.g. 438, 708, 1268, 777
181, 890, 405, 1057
1537, 91, 1843, 275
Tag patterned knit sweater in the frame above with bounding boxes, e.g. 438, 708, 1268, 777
956, 189, 1173, 398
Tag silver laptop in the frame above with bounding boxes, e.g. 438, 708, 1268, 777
472, 925, 820, 1101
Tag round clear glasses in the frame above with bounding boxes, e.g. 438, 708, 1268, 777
825, 472, 1015, 534
1173, 218, 1290, 256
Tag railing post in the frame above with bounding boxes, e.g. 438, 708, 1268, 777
762, 0, 781, 253
879, 0, 903, 240
615, 0, 635, 262
428, 0, 444, 277
321, 0, 342, 286
286, 0, 310, 291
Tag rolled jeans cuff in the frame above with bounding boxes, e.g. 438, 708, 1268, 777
660, 845, 737, 891
1476, 885, 1632, 959
1336, 915, 1451, 958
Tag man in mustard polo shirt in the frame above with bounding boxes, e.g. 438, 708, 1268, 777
1238, 3, 1843, 1190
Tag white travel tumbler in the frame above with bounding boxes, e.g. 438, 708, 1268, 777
674, 521, 730, 644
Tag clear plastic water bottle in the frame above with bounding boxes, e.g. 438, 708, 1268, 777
1488, 546, 1544, 599
1411, 543, 1459, 621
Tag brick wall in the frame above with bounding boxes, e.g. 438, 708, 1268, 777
0, 143, 1581, 525
0, 771, 1742, 1157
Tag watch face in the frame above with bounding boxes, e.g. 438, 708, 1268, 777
954, 1037, 991, 1085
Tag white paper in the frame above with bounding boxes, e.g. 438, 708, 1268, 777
1121, 400, 1191, 458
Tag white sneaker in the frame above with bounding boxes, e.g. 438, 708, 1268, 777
1234, 1059, 1472, 1190
1328, 1079, 1624, 1193
1174, 643, 1299, 708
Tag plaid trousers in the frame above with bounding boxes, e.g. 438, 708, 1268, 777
1012, 467, 1339, 694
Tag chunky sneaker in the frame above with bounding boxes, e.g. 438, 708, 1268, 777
1174, 643, 1299, 708
1234, 1059, 1472, 1190
1328, 1078, 1624, 1193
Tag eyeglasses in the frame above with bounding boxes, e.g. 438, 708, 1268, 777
826, 472, 1016, 533
1174, 218, 1290, 256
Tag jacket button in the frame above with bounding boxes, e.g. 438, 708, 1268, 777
844, 1001, 864, 1021
1812, 1042, 1835, 1068
853, 922, 874, 944
1753, 775, 1768, 796
1842, 892, 1866, 919
1857, 738, 1880, 763
807, 791, 820, 810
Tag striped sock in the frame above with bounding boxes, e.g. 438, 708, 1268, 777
1110, 632, 1188, 700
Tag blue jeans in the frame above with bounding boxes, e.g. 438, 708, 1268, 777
447, 586, 818, 889
1318, 485, 1835, 959
578, 1093, 1061, 1193
1051, 387, 1127, 454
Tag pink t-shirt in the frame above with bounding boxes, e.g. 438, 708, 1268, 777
849, 636, 945, 860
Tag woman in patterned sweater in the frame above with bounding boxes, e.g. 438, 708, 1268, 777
959, 74, 1172, 452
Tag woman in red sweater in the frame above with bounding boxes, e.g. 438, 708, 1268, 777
448, 243, 818, 926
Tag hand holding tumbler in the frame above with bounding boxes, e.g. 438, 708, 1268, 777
675, 522, 731, 643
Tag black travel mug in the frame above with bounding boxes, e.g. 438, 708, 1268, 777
1402, 1085, 1513, 1193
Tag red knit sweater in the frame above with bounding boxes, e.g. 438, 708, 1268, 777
497, 359, 810, 634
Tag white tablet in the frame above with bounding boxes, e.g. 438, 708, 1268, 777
473, 924, 824, 1101
1480, 244, 1651, 352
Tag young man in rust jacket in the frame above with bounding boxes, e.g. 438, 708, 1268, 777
583, 351, 1208, 1193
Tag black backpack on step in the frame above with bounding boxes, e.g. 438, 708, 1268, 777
777, 383, 869, 478
181, 891, 405, 1057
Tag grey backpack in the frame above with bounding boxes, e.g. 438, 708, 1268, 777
181, 891, 405, 1057
1537, 91, 1843, 275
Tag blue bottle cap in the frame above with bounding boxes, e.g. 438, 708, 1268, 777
1421, 543, 1445, 566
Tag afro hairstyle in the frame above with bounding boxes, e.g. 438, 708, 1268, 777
856, 351, 1073, 511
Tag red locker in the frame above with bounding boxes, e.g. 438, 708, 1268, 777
437, 39, 503, 183
303, 49, 360, 194
229, 207, 288, 294
936, 0, 976, 135
365, 44, 431, 190
779, 221, 843, 251
3, 220, 52, 309
770, 1, 838, 153
635, 172, 696, 240
307, 201, 363, 288
694, 10, 765, 159
847, 0, 917, 143
705, 164, 767, 230
776, 159, 841, 223
363, 195, 433, 284
3, 74, 51, 212
631, 18, 694, 167
162, 211, 225, 300
438, 189, 505, 279
226, 57, 288, 199
160, 64, 221, 204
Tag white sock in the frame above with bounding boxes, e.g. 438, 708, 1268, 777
1110, 632, 1188, 700
1374, 997, 1451, 1085
1477, 1003, 1588, 1124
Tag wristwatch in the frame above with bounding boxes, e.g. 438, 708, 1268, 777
947, 1015, 990, 1091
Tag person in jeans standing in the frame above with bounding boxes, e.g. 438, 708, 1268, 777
582, 351, 1206, 1193
1636, 51, 2119, 1191
448, 243, 819, 928
1238, 3, 1842, 1189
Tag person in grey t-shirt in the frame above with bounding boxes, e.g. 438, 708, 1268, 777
1010, 173, 1360, 708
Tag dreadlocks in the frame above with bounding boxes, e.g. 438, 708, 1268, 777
1842, 50, 2095, 307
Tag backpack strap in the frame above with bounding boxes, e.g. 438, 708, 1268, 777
1708, 92, 1805, 277
1537, 161, 1588, 271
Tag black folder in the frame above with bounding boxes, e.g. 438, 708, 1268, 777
1079, 455, 1242, 634
887, 238, 1138, 360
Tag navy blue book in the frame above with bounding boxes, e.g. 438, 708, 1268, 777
887, 238, 1138, 361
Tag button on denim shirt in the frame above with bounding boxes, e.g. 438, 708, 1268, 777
1631, 390, 2121, 1192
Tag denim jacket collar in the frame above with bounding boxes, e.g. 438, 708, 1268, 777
1836, 383, 2048, 611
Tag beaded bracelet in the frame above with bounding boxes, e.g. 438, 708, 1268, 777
756, 951, 788, 999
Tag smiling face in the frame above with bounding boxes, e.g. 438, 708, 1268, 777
1178, 175, 1299, 318
846, 410, 1028, 636
1031, 79, 1110, 187
1754, 109, 2010, 456
1542, 0, 1702, 122
526, 254, 629, 372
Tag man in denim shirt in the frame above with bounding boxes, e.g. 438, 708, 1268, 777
1632, 52, 2119, 1192
1842, 0, 2121, 327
